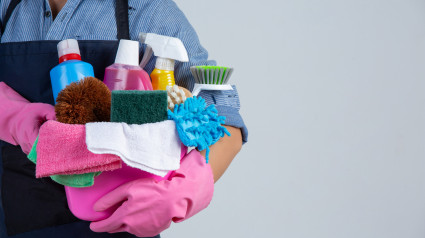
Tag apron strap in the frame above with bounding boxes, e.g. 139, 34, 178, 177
1, 0, 130, 40
115, 0, 130, 40
1, 0, 21, 35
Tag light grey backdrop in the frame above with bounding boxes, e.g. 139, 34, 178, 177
164, 0, 425, 237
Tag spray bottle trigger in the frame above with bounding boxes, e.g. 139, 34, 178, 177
140, 45, 153, 69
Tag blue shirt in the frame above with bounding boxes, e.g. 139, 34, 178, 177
0, 0, 247, 142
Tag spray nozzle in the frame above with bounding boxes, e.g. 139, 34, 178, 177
138, 33, 189, 63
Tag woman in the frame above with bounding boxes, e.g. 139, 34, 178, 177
0, 0, 247, 237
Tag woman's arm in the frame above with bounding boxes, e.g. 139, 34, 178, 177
200, 126, 243, 182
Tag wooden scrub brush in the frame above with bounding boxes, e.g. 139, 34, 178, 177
166, 85, 192, 111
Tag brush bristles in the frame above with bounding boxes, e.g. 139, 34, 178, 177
190, 66, 234, 85
55, 77, 111, 124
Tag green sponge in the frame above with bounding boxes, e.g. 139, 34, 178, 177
111, 90, 168, 124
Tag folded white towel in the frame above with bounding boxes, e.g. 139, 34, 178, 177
86, 121, 181, 176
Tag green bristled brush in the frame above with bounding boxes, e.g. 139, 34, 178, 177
190, 66, 234, 96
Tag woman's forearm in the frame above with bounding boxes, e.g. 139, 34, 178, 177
200, 126, 243, 182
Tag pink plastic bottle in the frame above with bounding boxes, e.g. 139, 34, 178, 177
103, 39, 153, 91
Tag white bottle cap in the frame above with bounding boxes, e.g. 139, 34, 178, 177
115, 39, 139, 66
155, 57, 175, 71
57, 39, 81, 58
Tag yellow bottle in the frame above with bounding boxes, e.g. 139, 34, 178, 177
150, 58, 176, 90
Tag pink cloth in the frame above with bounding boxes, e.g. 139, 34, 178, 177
0, 82, 56, 154
90, 150, 214, 237
36, 120, 122, 178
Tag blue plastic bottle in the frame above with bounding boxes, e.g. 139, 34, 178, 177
50, 39, 94, 103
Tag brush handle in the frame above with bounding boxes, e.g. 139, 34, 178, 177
192, 84, 233, 96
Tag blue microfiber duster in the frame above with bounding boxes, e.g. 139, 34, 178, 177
168, 96, 230, 163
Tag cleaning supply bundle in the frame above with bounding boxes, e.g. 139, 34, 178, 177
190, 66, 234, 96
139, 33, 189, 90
50, 39, 95, 102
26, 33, 232, 223
103, 40, 153, 91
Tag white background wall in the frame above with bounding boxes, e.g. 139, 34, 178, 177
164, 1, 425, 237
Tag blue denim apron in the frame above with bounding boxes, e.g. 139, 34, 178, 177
0, 1, 159, 237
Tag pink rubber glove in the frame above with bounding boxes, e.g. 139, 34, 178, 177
90, 150, 214, 237
0, 82, 56, 154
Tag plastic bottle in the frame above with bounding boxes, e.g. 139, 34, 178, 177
139, 33, 189, 90
150, 58, 177, 90
50, 39, 95, 103
103, 40, 153, 91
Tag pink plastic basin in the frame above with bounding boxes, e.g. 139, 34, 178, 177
65, 145, 187, 221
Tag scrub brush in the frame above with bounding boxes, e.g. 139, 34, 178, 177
190, 66, 234, 96
55, 77, 111, 124
167, 85, 192, 111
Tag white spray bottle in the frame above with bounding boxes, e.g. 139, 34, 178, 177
139, 33, 189, 90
